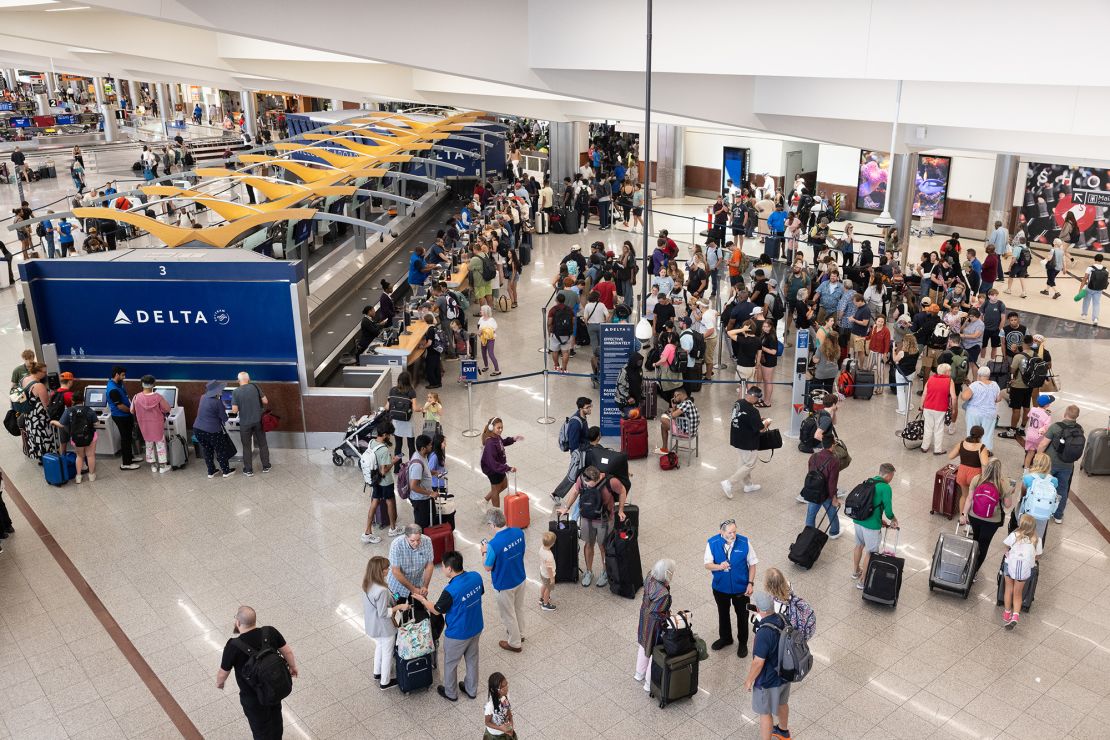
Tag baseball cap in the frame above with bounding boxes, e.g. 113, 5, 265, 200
59, 371, 75, 381
921, 297, 933, 305
571, 244, 581, 251
752, 592, 775, 612
1038, 394, 1055, 407
745, 386, 764, 398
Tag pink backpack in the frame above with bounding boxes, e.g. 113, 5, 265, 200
971, 482, 1001, 520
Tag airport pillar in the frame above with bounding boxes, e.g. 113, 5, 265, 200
240, 89, 257, 137
548, 121, 580, 191
128, 78, 140, 108
92, 76, 106, 106
35, 93, 50, 115
156, 82, 170, 136
655, 123, 684, 199
3, 69, 16, 91
988, 153, 1020, 235
887, 153, 918, 245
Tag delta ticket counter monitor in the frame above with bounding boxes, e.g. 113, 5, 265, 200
154, 386, 188, 441
221, 387, 243, 460
82, 385, 123, 456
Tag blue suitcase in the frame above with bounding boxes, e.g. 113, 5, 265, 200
43, 451, 77, 486
394, 651, 434, 694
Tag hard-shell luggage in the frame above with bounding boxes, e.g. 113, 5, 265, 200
503, 490, 530, 529
995, 555, 1038, 611
43, 450, 77, 486
641, 380, 659, 420
394, 651, 434, 694
683, 363, 704, 394
168, 434, 188, 470
1081, 419, 1110, 476
620, 417, 648, 459
649, 645, 699, 708
426, 501, 454, 564
853, 369, 876, 400
929, 523, 978, 598
763, 235, 783, 261
788, 506, 834, 570
604, 519, 643, 598
862, 527, 904, 607
931, 464, 959, 518
549, 514, 580, 583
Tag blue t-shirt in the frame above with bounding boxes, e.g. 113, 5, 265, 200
767, 210, 787, 233
58, 221, 73, 244
753, 614, 786, 689
408, 252, 428, 286
484, 527, 526, 591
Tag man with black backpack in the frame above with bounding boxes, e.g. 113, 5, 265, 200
557, 465, 628, 588
1037, 404, 1084, 524
1080, 253, 1106, 326
574, 180, 592, 232
547, 293, 576, 372
217, 605, 298, 740
847, 463, 898, 589
552, 397, 592, 500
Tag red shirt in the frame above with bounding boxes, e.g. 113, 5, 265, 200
981, 253, 1001, 282
867, 326, 891, 354
594, 280, 616, 309
923, 373, 952, 412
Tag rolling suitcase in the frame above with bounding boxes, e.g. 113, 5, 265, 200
788, 506, 834, 570
604, 519, 643, 598
931, 464, 959, 518
928, 523, 978, 598
426, 502, 454, 564
620, 503, 639, 534
1081, 418, 1110, 475
641, 380, 659, 420
862, 527, 904, 607
763, 235, 782, 261
560, 208, 579, 235
620, 417, 649, 459
649, 645, 699, 708
995, 555, 1038, 611
503, 479, 530, 529
394, 651, 434, 694
168, 434, 188, 470
43, 450, 77, 486
853, 369, 876, 400
549, 514, 580, 583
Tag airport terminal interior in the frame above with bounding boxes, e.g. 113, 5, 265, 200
1, 2, 1110, 739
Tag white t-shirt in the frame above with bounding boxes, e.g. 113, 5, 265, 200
478, 316, 498, 337
484, 697, 512, 736
700, 308, 719, 339
582, 301, 609, 325
1002, 532, 1042, 581
703, 539, 759, 566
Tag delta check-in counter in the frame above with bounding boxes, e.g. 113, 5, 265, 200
19, 249, 385, 449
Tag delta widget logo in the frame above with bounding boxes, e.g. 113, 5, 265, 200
112, 308, 230, 326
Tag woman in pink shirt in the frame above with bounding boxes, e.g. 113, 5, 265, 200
130, 375, 171, 472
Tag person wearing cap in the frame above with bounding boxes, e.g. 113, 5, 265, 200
705, 518, 758, 657
1021, 394, 1054, 468
1028, 334, 1053, 407
656, 387, 698, 455
691, 299, 718, 380
728, 318, 762, 389
999, 334, 1035, 439
82, 226, 105, 254
560, 244, 587, 277
1037, 404, 1084, 524
722, 385, 773, 498
745, 590, 792, 740
961, 366, 1001, 450
56, 371, 76, 408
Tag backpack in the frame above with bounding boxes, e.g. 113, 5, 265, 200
9, 380, 37, 414
1054, 422, 1085, 464
45, 390, 66, 422
798, 413, 820, 451
575, 187, 590, 210
843, 479, 878, 521
35, 222, 46, 238
430, 327, 445, 354
836, 371, 854, 398
69, 406, 96, 447
762, 618, 813, 683
659, 449, 679, 470
231, 627, 293, 707
681, 330, 706, 362
1020, 354, 1049, 387
480, 255, 497, 281
800, 469, 828, 504
932, 321, 951, 340
444, 292, 460, 320
552, 305, 575, 340
396, 459, 419, 500
557, 415, 582, 452
785, 594, 817, 641
770, 292, 785, 321
971, 482, 1001, 520
360, 443, 384, 486
1021, 476, 1059, 519
388, 392, 412, 421
1089, 266, 1109, 292
449, 289, 470, 312
671, 346, 688, 369
950, 353, 969, 386
645, 343, 664, 371
577, 476, 610, 520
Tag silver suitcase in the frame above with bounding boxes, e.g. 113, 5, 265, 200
929, 523, 978, 599
1081, 421, 1110, 476
168, 434, 189, 470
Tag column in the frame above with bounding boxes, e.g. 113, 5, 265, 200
156, 82, 170, 135
168, 82, 180, 108
887, 153, 919, 245
655, 123, 684, 199
987, 153, 1019, 235
548, 121, 579, 189
3, 69, 16, 91
92, 76, 106, 106
329, 98, 341, 112
240, 89, 257, 137
35, 92, 51, 115
127, 78, 140, 108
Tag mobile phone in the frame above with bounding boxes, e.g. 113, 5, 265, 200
746, 604, 757, 613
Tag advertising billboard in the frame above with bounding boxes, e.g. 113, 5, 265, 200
857, 151, 952, 219
1021, 162, 1110, 252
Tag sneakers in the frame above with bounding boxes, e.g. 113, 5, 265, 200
794, 494, 806, 503
207, 472, 217, 479
743, 483, 761, 493
1002, 610, 1012, 625
120, 463, 141, 471
88, 473, 96, 482
150, 464, 158, 473
222, 469, 236, 479
1040, 289, 1050, 296
158, 465, 169, 474
772, 725, 792, 739
360, 532, 382, 544
581, 570, 593, 587
261, 466, 272, 473
654, 447, 670, 455
851, 570, 862, 579
828, 531, 842, 540
720, 480, 734, 499
490, 371, 501, 377
1053, 516, 1063, 524
856, 580, 865, 590
633, 672, 644, 682
244, 471, 254, 478
999, 428, 1018, 439
540, 601, 557, 611
379, 679, 397, 691
1006, 612, 1019, 630
74, 473, 82, 484
596, 571, 609, 588
387, 527, 403, 537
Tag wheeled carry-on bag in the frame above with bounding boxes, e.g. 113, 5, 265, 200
43, 450, 77, 486
1081, 417, 1110, 475
853, 369, 876, 400
620, 417, 648, 459
549, 513, 580, 583
168, 434, 189, 470
641, 380, 659, 420
931, 464, 959, 518
995, 555, 1038, 611
928, 522, 979, 598
604, 519, 643, 598
649, 644, 699, 708
394, 650, 434, 694
426, 496, 454, 565
503, 474, 530, 528
561, 208, 579, 235
788, 506, 835, 570
862, 527, 904, 607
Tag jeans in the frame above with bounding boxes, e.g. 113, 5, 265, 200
965, 411, 997, 451
619, 278, 634, 307
239, 422, 271, 473
44, 235, 55, 259
921, 408, 947, 453
712, 589, 750, 646
805, 499, 840, 535
709, 269, 720, 297
1051, 465, 1074, 519
895, 369, 915, 414
1082, 290, 1102, 322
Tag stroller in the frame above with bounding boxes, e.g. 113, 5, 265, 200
331, 408, 387, 466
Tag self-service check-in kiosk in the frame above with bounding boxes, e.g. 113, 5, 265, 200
154, 386, 188, 442
83, 385, 122, 455
221, 387, 243, 460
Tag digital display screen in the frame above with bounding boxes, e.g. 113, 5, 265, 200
85, 388, 106, 407
155, 387, 177, 408
9, 117, 31, 128
857, 151, 952, 219
55, 115, 77, 125
221, 388, 235, 410
0, 102, 14, 112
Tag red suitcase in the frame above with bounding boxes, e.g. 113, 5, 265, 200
931, 464, 959, 519
427, 499, 454, 563
621, 417, 649, 459
502, 473, 530, 528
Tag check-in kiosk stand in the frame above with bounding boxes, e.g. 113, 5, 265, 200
83, 385, 122, 456
155, 386, 188, 442
221, 387, 243, 460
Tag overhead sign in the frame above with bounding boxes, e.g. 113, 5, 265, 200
598, 323, 636, 437
1074, 190, 1110, 207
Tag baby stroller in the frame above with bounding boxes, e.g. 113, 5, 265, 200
332, 408, 387, 466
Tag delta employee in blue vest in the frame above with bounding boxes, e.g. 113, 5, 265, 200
482, 508, 527, 653
106, 366, 141, 470
412, 550, 485, 702
704, 518, 759, 657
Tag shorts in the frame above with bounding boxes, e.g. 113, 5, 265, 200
854, 524, 881, 553
486, 472, 506, 486
548, 334, 573, 352
986, 331, 1002, 349
1009, 263, 1028, 278
752, 683, 791, 716
632, 207, 643, 217
541, 576, 554, 590
956, 464, 980, 488
581, 517, 611, 547
372, 482, 396, 501
1024, 435, 1042, 453
1008, 386, 1032, 410
851, 335, 867, 353
736, 365, 756, 382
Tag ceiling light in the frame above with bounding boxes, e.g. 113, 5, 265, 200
0, 0, 58, 7
68, 47, 107, 53
46, 4, 90, 10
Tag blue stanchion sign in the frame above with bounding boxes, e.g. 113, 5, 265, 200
598, 324, 636, 437
461, 359, 479, 382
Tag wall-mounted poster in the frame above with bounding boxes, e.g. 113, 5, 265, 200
1020, 162, 1109, 253
857, 151, 951, 218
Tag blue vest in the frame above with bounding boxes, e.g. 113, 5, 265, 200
443, 571, 484, 641
488, 528, 526, 591
106, 378, 130, 417
708, 534, 750, 594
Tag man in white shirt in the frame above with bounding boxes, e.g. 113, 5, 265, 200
703, 518, 758, 656
579, 163, 595, 182
537, 179, 555, 234
693, 299, 720, 379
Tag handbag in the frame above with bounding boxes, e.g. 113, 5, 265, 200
831, 439, 852, 471
395, 610, 434, 660
261, 410, 280, 433
219, 429, 237, 458
757, 428, 783, 462
1041, 375, 1060, 393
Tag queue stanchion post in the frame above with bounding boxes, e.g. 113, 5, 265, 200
537, 370, 555, 425
461, 359, 480, 437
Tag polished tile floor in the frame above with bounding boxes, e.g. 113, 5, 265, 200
1, 201, 1110, 740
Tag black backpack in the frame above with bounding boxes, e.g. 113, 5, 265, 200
843, 479, 878, 521
231, 627, 293, 707
575, 187, 590, 210
1020, 354, 1049, 388
578, 477, 610, 520
69, 406, 96, 447
45, 390, 66, 422
1055, 422, 1086, 464
681, 330, 706, 361
480, 255, 496, 281
36, 222, 47, 238
388, 391, 412, 421
1089, 266, 1109, 292
771, 293, 785, 321
800, 469, 827, 504
552, 305, 574, 339
645, 343, 664, 371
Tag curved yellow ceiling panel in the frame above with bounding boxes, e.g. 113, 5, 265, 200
73, 207, 318, 248
139, 185, 258, 221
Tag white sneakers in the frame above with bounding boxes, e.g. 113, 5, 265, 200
720, 480, 734, 499
360, 532, 381, 544
795, 494, 807, 504
744, 484, 761, 493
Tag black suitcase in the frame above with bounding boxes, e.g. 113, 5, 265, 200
560, 208, 579, 235
576, 317, 591, 346
641, 380, 659, 420
853, 370, 876, 400
549, 515, 580, 583
862, 528, 904, 607
620, 503, 639, 533
788, 507, 834, 569
763, 235, 782, 261
683, 363, 704, 394
649, 645, 699, 708
394, 651, 434, 694
604, 520, 643, 598
995, 555, 1038, 611
518, 243, 531, 267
